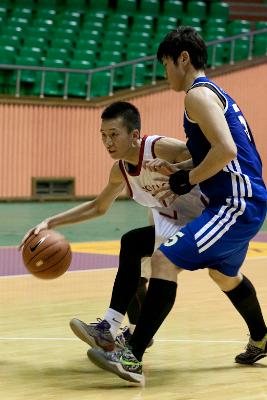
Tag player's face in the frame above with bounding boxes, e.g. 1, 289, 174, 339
100, 117, 136, 160
162, 56, 186, 92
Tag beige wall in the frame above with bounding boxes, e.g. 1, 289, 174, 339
0, 63, 266, 199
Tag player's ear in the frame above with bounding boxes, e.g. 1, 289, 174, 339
131, 129, 140, 146
180, 51, 190, 65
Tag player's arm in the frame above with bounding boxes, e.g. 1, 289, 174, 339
47, 162, 125, 228
19, 163, 125, 248
185, 87, 237, 185
154, 137, 190, 163
144, 137, 192, 175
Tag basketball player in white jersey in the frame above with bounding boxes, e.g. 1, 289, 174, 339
20, 101, 205, 349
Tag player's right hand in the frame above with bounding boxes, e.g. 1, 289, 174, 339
18, 220, 49, 251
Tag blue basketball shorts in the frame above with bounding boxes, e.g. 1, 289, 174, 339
159, 198, 267, 277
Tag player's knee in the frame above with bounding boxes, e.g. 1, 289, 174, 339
151, 250, 178, 280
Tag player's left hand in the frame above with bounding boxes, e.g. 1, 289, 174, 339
143, 159, 179, 176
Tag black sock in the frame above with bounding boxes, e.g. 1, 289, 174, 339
129, 278, 177, 361
224, 275, 267, 341
127, 277, 148, 325
109, 226, 155, 315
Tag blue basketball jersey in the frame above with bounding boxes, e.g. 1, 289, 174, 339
184, 76, 267, 204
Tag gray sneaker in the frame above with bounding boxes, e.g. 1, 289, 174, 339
235, 333, 267, 364
70, 318, 115, 351
87, 347, 145, 385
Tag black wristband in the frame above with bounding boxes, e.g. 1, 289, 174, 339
169, 170, 195, 195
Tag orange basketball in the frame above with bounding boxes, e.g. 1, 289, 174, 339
22, 229, 72, 279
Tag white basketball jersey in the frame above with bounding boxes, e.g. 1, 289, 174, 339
119, 135, 207, 239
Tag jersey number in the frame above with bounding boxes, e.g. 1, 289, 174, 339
163, 231, 184, 247
232, 103, 252, 142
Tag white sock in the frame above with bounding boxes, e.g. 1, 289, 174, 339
103, 308, 124, 339
128, 323, 136, 335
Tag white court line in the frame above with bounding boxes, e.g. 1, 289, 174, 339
0, 337, 246, 344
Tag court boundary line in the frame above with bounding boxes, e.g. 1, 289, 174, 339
0, 337, 247, 344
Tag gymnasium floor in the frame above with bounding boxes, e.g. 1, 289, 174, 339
0, 200, 267, 400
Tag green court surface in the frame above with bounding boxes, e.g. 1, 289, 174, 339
0, 200, 266, 247
0, 200, 148, 246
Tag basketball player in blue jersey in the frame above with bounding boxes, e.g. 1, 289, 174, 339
87, 27, 267, 385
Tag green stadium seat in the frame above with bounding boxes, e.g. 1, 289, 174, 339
36, 0, 59, 8
90, 71, 111, 97
89, 0, 110, 12
84, 11, 106, 23
129, 32, 151, 44
0, 45, 17, 63
73, 49, 96, 62
133, 14, 154, 24
0, 0, 12, 7
207, 43, 224, 67
102, 30, 128, 44
82, 20, 104, 31
76, 38, 99, 51
181, 16, 201, 29
65, 0, 87, 8
78, 29, 103, 42
209, 2, 229, 21
106, 22, 129, 33
253, 34, 267, 56
19, 46, 43, 59
34, 59, 66, 97
99, 50, 123, 63
126, 50, 147, 60
116, 0, 137, 16
67, 60, 93, 97
50, 37, 73, 51
46, 48, 70, 62
131, 22, 154, 34
0, 35, 20, 48
187, 1, 206, 20
35, 8, 57, 19
32, 18, 55, 28
25, 26, 51, 39
163, 0, 183, 18
11, 7, 33, 18
4, 27, 24, 40
115, 63, 146, 89
14, 55, 40, 84
156, 15, 178, 30
8, 16, 31, 27
51, 28, 77, 40
139, 0, 160, 16
204, 26, 227, 39
101, 40, 125, 52
232, 38, 250, 62
156, 24, 178, 37
127, 42, 149, 53
14, 0, 35, 7
23, 37, 47, 48
58, 10, 82, 21
228, 20, 251, 35
255, 21, 267, 30
107, 14, 129, 25
56, 19, 80, 32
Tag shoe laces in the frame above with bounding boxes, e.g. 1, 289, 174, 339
94, 318, 111, 331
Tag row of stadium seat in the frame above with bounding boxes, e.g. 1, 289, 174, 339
0, 0, 266, 98
0, 0, 230, 19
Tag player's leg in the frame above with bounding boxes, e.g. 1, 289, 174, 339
88, 249, 182, 384
209, 268, 267, 364
70, 225, 155, 350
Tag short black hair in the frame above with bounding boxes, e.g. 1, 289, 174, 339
157, 26, 207, 70
101, 101, 141, 133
